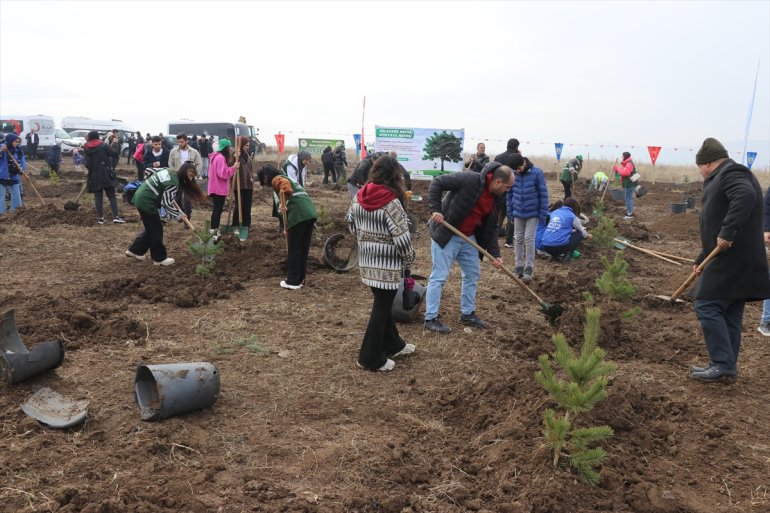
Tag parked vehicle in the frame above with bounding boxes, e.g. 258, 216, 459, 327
167, 120, 266, 153
55, 128, 85, 155
0, 114, 56, 157
61, 117, 135, 156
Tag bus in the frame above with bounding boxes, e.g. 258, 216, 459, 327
167, 120, 266, 154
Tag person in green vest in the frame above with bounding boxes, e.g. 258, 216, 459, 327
559, 155, 582, 199
126, 162, 206, 266
257, 165, 318, 289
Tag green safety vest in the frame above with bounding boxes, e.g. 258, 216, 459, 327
273, 176, 317, 229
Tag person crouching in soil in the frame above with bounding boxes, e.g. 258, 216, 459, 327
257, 165, 317, 289
126, 162, 205, 266
540, 197, 592, 262
347, 155, 417, 372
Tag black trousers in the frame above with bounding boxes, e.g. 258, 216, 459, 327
323, 164, 336, 184
210, 194, 227, 230
175, 190, 192, 220
94, 187, 119, 218
135, 162, 145, 181
128, 209, 167, 262
231, 189, 253, 226
286, 218, 315, 286
561, 180, 572, 199
358, 287, 406, 369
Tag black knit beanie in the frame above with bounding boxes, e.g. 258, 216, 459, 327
622, 151, 631, 160
695, 138, 728, 165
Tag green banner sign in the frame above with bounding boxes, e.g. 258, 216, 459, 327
298, 138, 344, 155
375, 128, 414, 139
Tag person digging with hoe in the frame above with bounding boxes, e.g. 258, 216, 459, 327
689, 137, 770, 383
423, 161, 514, 333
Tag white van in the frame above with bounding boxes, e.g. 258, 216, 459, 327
61, 116, 135, 155
0, 114, 56, 157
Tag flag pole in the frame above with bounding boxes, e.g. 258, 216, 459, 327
742, 61, 760, 166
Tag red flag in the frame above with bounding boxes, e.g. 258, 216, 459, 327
647, 146, 662, 166
274, 133, 285, 154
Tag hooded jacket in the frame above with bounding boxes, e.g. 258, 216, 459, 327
83, 140, 117, 192
428, 162, 502, 258
207, 151, 236, 196
0, 134, 26, 184
613, 157, 637, 188
321, 147, 334, 167
506, 160, 548, 220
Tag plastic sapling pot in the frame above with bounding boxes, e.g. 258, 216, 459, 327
0, 309, 64, 384
392, 280, 426, 324
686, 197, 696, 209
670, 203, 688, 214
135, 362, 220, 421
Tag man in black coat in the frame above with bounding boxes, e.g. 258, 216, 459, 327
321, 146, 336, 185
493, 138, 522, 235
466, 142, 490, 172
424, 162, 514, 333
25, 131, 39, 160
689, 137, 770, 383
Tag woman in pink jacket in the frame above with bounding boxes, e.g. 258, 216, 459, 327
208, 138, 239, 237
613, 151, 638, 220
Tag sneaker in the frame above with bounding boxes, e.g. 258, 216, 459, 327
536, 249, 550, 258
523, 266, 534, 282
280, 280, 302, 290
504, 242, 514, 249
424, 317, 451, 334
357, 359, 395, 372
758, 322, 770, 336
113, 216, 126, 224
153, 257, 175, 266
514, 266, 524, 278
390, 343, 416, 358
458, 312, 488, 329
125, 249, 146, 261
97, 217, 105, 225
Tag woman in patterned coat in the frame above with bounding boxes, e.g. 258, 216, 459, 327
347, 155, 416, 372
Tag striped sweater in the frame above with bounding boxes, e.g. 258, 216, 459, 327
347, 197, 416, 289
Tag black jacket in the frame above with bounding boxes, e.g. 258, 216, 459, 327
83, 143, 117, 192
347, 154, 380, 187
321, 148, 334, 167
428, 162, 502, 258
764, 186, 770, 231
467, 153, 489, 172
693, 159, 770, 300
493, 149, 521, 168
333, 147, 347, 165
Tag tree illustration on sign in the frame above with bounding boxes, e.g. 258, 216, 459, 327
422, 131, 463, 171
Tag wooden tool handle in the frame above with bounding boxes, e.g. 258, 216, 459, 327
614, 238, 681, 265
172, 201, 196, 231
441, 220, 547, 307
73, 182, 88, 203
670, 245, 723, 300
279, 190, 289, 250
647, 249, 695, 263
3, 147, 46, 205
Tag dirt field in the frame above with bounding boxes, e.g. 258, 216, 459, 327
1, 159, 769, 513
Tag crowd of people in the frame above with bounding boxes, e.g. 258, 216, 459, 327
3, 131, 768, 382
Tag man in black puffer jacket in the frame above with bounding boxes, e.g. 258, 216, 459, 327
493, 138, 522, 235
424, 162, 514, 333
347, 152, 386, 197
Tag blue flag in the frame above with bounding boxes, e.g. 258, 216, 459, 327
353, 133, 362, 158
746, 152, 757, 170
554, 143, 564, 162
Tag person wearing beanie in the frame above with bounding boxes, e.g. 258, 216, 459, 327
347, 155, 416, 372
423, 162, 514, 333
83, 130, 125, 224
0, 133, 27, 213
689, 137, 770, 383
283, 151, 312, 187
613, 151, 640, 220
559, 155, 583, 199
207, 137, 239, 239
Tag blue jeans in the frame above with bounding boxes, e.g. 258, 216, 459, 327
201, 157, 209, 178
694, 298, 745, 371
425, 235, 481, 320
0, 182, 22, 213
624, 186, 634, 215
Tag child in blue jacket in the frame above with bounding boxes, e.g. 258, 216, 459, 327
541, 197, 592, 262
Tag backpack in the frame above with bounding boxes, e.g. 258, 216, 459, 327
123, 180, 142, 204
133, 143, 145, 163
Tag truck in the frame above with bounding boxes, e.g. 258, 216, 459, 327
0, 114, 56, 157
61, 116, 135, 156
167, 120, 266, 154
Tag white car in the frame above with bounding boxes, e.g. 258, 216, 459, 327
56, 128, 85, 155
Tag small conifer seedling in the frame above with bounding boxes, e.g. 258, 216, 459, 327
591, 213, 619, 249
595, 251, 636, 300
535, 307, 615, 485
187, 220, 224, 278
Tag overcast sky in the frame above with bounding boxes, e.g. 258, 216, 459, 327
1, 0, 768, 167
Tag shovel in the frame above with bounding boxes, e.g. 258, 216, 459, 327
63, 181, 88, 211
3, 147, 46, 205
441, 221, 564, 323
172, 201, 196, 232
654, 245, 722, 303
613, 237, 681, 265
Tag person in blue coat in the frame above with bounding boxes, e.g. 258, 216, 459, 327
0, 133, 27, 213
504, 157, 549, 282
540, 197, 591, 262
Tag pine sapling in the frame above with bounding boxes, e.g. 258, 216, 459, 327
187, 220, 224, 278
595, 251, 636, 300
591, 212, 618, 249
315, 205, 335, 239
535, 307, 615, 485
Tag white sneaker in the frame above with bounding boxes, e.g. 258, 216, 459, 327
391, 343, 416, 358
153, 257, 175, 266
357, 359, 395, 372
125, 250, 146, 261
280, 280, 302, 290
